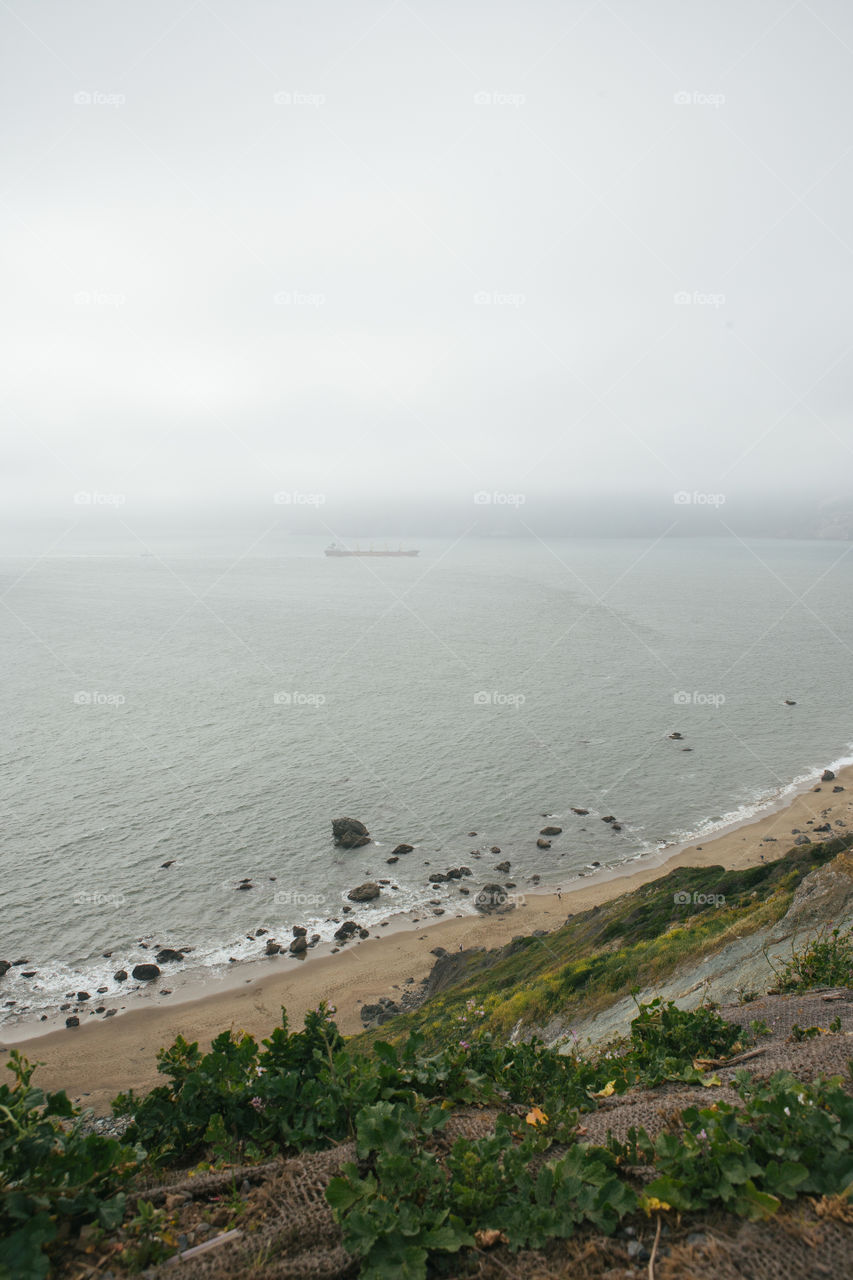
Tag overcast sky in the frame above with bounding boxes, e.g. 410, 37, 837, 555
2, 0, 853, 534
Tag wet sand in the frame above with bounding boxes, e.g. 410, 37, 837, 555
3, 764, 851, 1115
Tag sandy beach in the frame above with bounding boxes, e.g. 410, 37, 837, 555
3, 764, 851, 1115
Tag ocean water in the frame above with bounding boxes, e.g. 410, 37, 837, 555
1, 535, 852, 1025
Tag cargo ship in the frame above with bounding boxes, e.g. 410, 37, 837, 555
324, 543, 419, 557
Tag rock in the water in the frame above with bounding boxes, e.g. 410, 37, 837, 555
0, 961, 10, 978
536, 838, 551, 849
289, 936, 308, 954
474, 883, 514, 914
428, 872, 448, 883
490, 845, 501, 854
332, 817, 371, 849
265, 940, 281, 955
131, 964, 160, 981
822, 769, 836, 781
293, 925, 308, 937
347, 882, 381, 902
386, 856, 399, 864
236, 882, 253, 891
669, 732, 683, 740
65, 1016, 80, 1028
155, 949, 184, 964
113, 970, 128, 982
391, 843, 414, 856
494, 860, 511, 873
784, 699, 796, 706
77, 991, 90, 1001
334, 921, 360, 941
540, 826, 562, 836
571, 807, 589, 815
602, 815, 616, 824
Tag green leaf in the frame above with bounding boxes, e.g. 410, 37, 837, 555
98, 1192, 127, 1230
326, 1175, 367, 1213
735, 1179, 781, 1220
763, 1160, 808, 1198
362, 1240, 428, 1279
422, 1219, 475, 1252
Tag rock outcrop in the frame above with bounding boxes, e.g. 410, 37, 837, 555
347, 882, 381, 902
474, 883, 515, 914
332, 817, 371, 848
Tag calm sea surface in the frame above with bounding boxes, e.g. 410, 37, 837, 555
2, 535, 852, 1024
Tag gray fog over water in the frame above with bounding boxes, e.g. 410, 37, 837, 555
2, 2, 853, 1025
1, 536, 851, 1022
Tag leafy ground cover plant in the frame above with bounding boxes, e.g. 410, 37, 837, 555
611, 1069, 853, 1220
0, 1051, 140, 1280
113, 1006, 497, 1167
326, 1100, 636, 1279
627, 992, 742, 1067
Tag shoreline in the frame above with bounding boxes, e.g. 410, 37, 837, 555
3, 760, 852, 1114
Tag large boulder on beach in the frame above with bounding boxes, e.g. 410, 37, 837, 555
332, 817, 371, 848
474, 883, 515, 914
155, 948, 184, 964
822, 769, 836, 781
131, 963, 161, 981
334, 920, 360, 941
289, 936, 308, 955
347, 881, 381, 902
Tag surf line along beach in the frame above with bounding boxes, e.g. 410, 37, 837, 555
3, 763, 852, 1115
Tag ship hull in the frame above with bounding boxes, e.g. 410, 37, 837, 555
324, 549, 419, 557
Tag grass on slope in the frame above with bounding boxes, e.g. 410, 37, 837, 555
353, 836, 853, 1054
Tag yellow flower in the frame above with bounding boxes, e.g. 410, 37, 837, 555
641, 1195, 671, 1214
526, 1106, 549, 1126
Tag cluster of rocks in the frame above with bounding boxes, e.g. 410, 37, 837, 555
427, 866, 472, 884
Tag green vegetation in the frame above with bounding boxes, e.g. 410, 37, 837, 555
327, 1104, 635, 1277
0, 1051, 140, 1280
356, 838, 853, 1053
3, 838, 853, 1278
770, 924, 853, 992
4, 996, 851, 1277
611, 1069, 853, 1219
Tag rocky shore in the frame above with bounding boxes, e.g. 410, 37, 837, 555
3, 763, 852, 1112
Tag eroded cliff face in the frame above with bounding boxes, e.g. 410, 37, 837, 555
544, 849, 853, 1053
